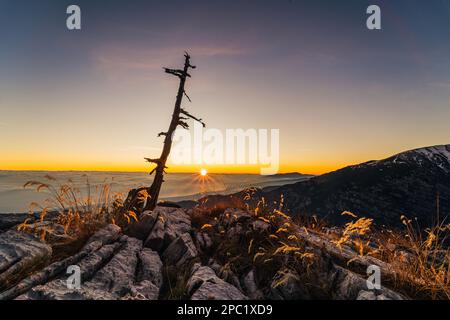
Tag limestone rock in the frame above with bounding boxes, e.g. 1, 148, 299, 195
269, 269, 310, 300
0, 230, 52, 290
243, 270, 263, 300
126, 280, 159, 300
331, 265, 405, 300
187, 264, 247, 300
138, 248, 163, 288
195, 232, 213, 251
163, 208, 191, 243
144, 216, 165, 251
85, 224, 121, 246
16, 279, 117, 300
143, 207, 192, 252
87, 236, 142, 296
162, 233, 198, 267
126, 211, 158, 240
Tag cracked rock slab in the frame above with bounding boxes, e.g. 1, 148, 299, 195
0, 230, 52, 290
187, 264, 247, 300
162, 233, 198, 268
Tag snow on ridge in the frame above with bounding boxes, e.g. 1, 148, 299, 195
356, 145, 450, 169
412, 145, 450, 161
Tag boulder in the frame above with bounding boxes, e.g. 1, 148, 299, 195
162, 233, 198, 267
143, 207, 192, 252
85, 224, 122, 246
187, 264, 247, 300
144, 216, 165, 251
126, 211, 158, 240
330, 265, 405, 300
186, 264, 217, 294
162, 208, 192, 244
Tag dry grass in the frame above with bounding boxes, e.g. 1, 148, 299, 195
373, 215, 450, 299
18, 174, 135, 243
198, 190, 450, 299
191, 194, 320, 295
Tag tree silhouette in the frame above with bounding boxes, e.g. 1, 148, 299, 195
122, 52, 205, 214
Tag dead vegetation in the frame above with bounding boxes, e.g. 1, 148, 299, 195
194, 189, 450, 300
19, 175, 134, 247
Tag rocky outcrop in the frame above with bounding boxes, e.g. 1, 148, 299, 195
162, 233, 198, 267
187, 264, 247, 300
127, 207, 191, 252
125, 212, 158, 240
330, 265, 405, 300
195, 232, 213, 252
0, 230, 52, 290
0, 206, 409, 300
138, 248, 163, 288
1, 225, 164, 300
269, 269, 310, 300
242, 269, 263, 299
86, 236, 142, 296
0, 212, 59, 232
0, 213, 30, 232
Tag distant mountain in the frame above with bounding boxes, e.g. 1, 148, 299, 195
201, 145, 450, 228
262, 172, 312, 179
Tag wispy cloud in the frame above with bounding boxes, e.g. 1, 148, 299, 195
93, 45, 248, 73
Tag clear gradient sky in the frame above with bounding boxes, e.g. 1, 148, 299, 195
1, 0, 449, 174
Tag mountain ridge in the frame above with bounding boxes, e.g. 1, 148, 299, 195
199, 144, 450, 228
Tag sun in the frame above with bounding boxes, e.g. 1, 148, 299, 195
200, 168, 208, 176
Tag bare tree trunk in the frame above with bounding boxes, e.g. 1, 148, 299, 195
144, 53, 193, 210
122, 53, 205, 214
122, 53, 205, 212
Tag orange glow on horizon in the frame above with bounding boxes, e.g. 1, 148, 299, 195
0, 149, 402, 176
0, 160, 349, 176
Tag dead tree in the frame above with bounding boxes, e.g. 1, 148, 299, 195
122, 52, 205, 214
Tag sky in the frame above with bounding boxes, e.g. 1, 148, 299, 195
0, 0, 449, 175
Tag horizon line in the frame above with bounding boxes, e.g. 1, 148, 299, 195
0, 168, 319, 176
